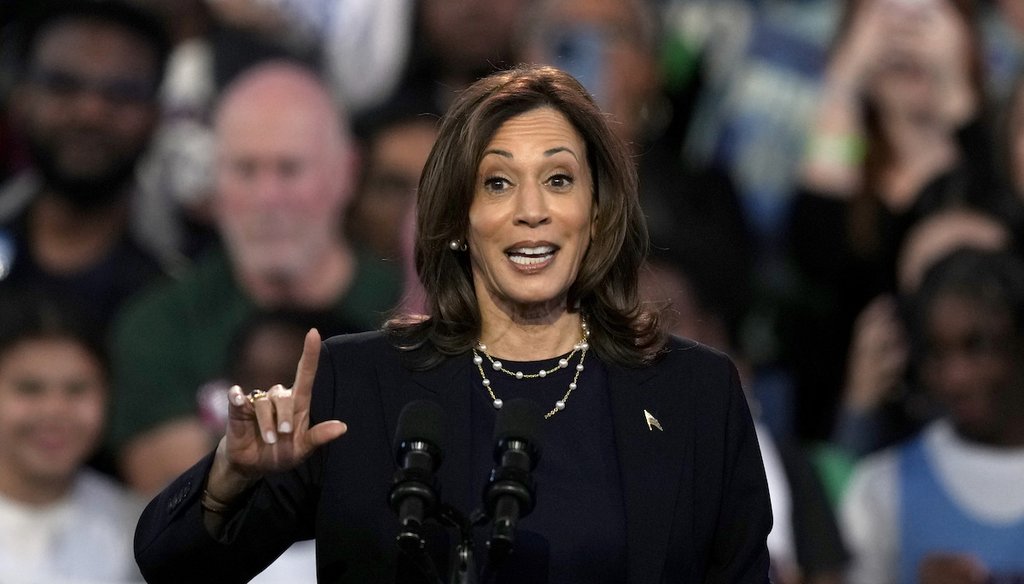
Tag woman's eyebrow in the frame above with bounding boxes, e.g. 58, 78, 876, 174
544, 146, 579, 161
483, 148, 512, 158
481, 146, 579, 160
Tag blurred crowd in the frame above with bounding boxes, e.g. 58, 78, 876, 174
2, 0, 1024, 582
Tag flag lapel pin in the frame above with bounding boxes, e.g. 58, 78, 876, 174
644, 409, 663, 431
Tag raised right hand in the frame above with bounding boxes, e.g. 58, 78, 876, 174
209, 329, 347, 498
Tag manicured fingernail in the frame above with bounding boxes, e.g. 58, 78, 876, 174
279, 421, 292, 433
231, 391, 246, 407
264, 431, 277, 444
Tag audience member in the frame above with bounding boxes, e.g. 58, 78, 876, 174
784, 0, 1007, 441
346, 97, 441, 319
0, 289, 143, 583
348, 96, 440, 263
109, 61, 402, 494
841, 248, 1024, 584
833, 205, 1018, 460
0, 0, 175, 333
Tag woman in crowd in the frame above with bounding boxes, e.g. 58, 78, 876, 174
0, 290, 143, 583
784, 0, 1008, 441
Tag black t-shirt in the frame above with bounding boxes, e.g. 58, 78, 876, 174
0, 208, 168, 335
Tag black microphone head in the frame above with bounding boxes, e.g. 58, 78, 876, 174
394, 400, 447, 465
493, 398, 543, 460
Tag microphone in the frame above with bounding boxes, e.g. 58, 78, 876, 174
389, 400, 446, 552
483, 399, 544, 564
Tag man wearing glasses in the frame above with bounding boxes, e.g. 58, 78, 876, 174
0, 0, 172, 335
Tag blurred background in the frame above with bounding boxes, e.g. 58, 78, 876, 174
3, 1, 1024, 582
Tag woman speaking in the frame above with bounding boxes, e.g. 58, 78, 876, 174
134, 65, 771, 583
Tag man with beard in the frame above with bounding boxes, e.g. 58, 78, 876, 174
0, 1, 172, 333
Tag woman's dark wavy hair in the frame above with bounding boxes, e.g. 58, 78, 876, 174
386, 64, 664, 368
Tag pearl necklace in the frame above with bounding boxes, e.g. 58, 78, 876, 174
472, 321, 590, 419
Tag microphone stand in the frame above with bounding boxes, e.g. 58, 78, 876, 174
392, 490, 481, 584
395, 521, 444, 584
437, 504, 480, 584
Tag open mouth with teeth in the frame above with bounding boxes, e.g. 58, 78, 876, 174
506, 244, 557, 266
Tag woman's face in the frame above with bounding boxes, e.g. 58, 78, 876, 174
867, 0, 973, 116
0, 338, 106, 488
467, 107, 595, 318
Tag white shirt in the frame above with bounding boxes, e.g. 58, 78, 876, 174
0, 470, 144, 584
840, 419, 1024, 584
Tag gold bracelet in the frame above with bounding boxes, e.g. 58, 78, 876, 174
200, 489, 232, 515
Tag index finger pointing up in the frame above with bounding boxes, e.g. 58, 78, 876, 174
292, 328, 322, 403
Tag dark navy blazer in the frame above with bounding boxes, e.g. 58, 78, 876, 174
135, 332, 772, 583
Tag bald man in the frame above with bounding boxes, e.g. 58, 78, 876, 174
108, 62, 402, 494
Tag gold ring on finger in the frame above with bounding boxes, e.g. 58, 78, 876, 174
248, 389, 269, 404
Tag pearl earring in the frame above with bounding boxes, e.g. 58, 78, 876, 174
449, 240, 467, 251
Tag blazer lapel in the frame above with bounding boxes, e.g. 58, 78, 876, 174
608, 362, 693, 584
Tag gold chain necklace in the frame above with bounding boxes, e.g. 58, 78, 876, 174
472, 320, 590, 419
